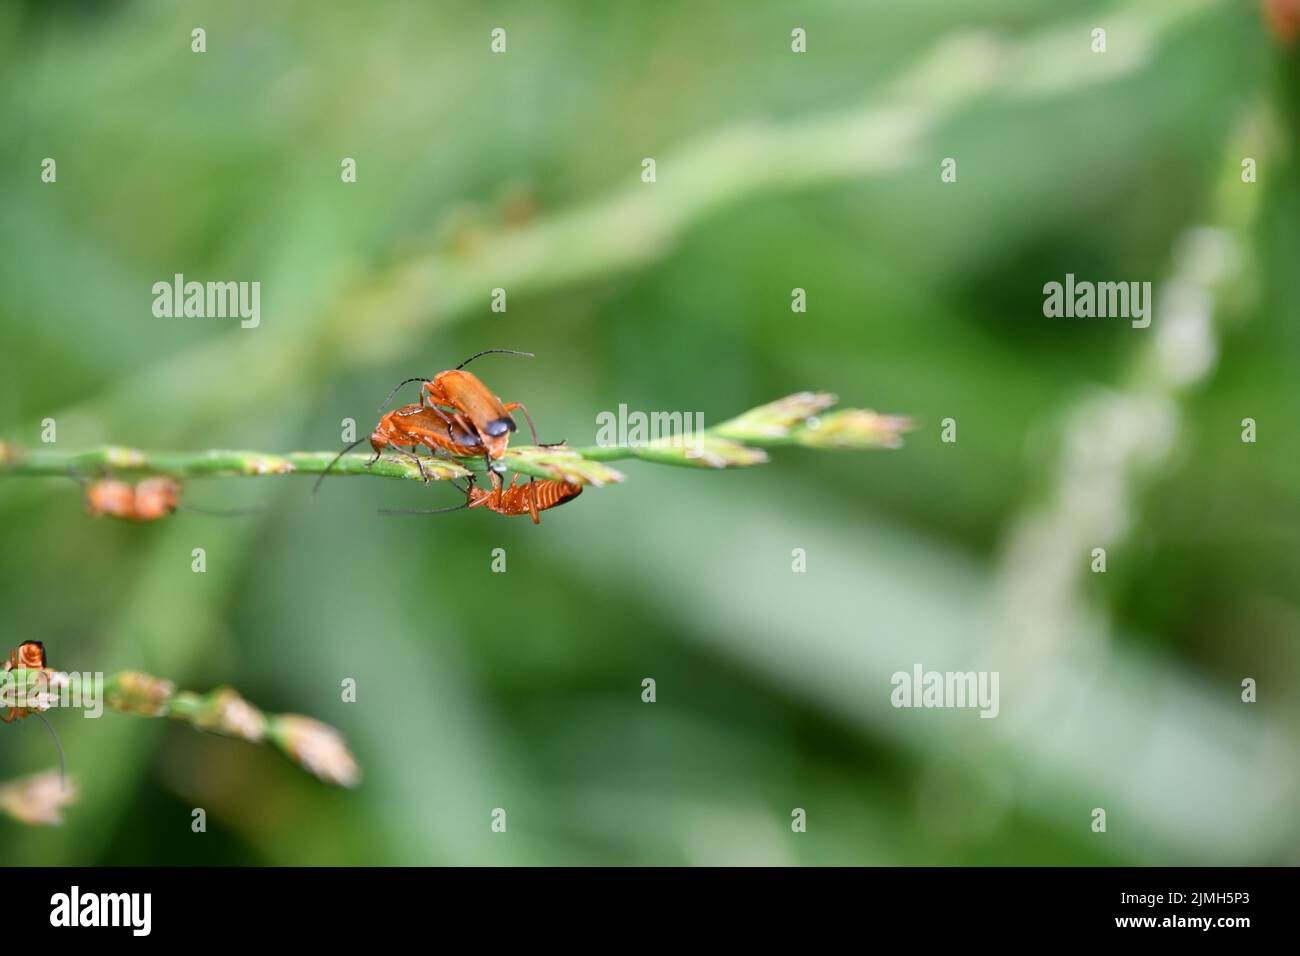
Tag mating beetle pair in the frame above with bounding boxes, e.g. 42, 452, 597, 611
321, 349, 581, 524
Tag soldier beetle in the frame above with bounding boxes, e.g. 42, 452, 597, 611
314, 402, 484, 494
379, 349, 559, 481
79, 475, 259, 521
83, 476, 180, 521
2, 641, 51, 723
381, 475, 582, 525
76, 475, 180, 521
2, 641, 65, 785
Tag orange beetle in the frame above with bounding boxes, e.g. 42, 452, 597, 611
466, 475, 582, 524
83, 476, 180, 521
383, 476, 582, 525
315, 402, 485, 493
3, 641, 67, 785
81, 475, 254, 521
2, 641, 51, 723
381, 350, 555, 480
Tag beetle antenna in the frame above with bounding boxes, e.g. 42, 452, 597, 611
33, 712, 67, 790
380, 472, 483, 516
63, 465, 109, 490
455, 349, 534, 370
181, 503, 267, 518
378, 503, 470, 517
313, 438, 368, 495
376, 377, 432, 413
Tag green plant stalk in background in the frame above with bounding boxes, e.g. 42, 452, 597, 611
0, 666, 360, 803
0, 393, 913, 489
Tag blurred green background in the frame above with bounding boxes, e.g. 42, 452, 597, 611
2, 0, 1298, 865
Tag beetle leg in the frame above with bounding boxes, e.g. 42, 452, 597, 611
387, 442, 430, 484
410, 454, 430, 485
467, 475, 491, 510
502, 401, 566, 448
485, 450, 505, 493
496, 402, 552, 506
